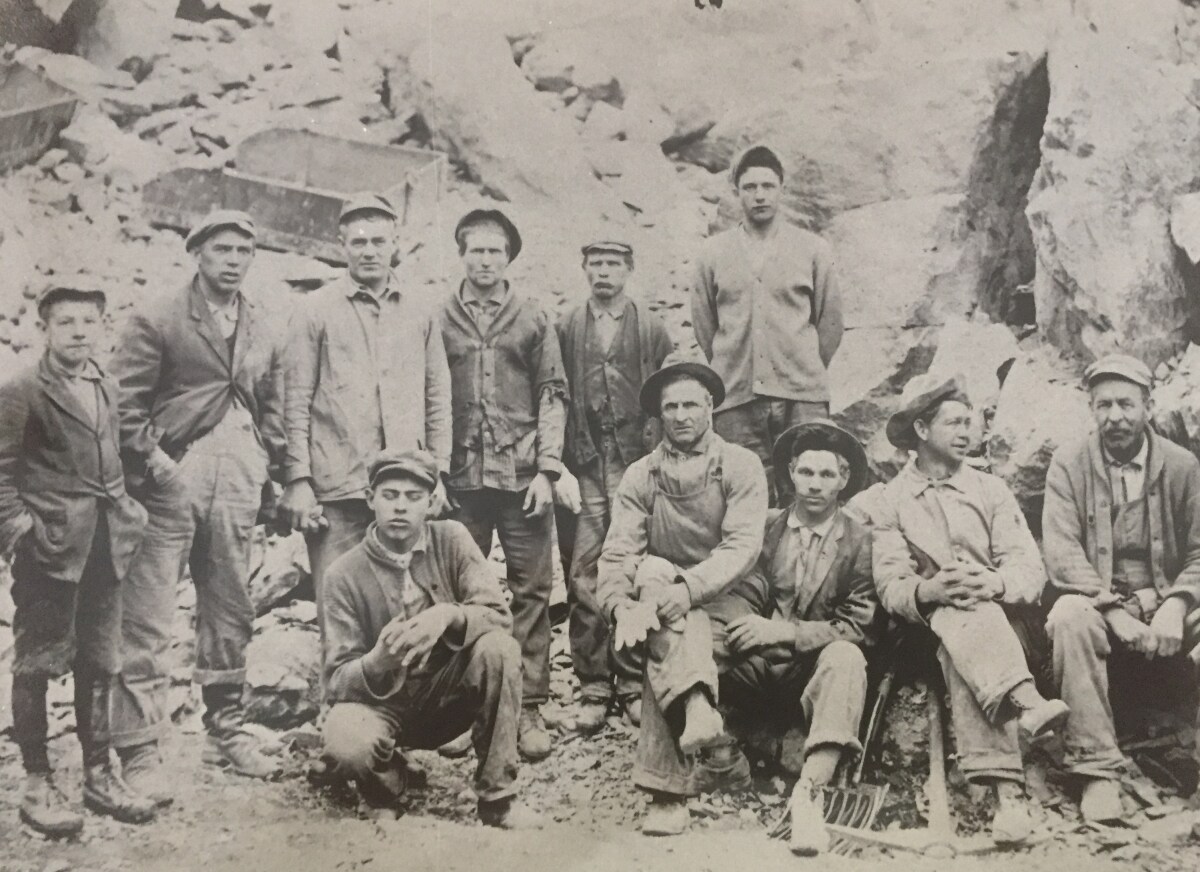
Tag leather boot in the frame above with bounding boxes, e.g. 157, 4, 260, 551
83, 764, 157, 824
20, 773, 84, 837
518, 706, 552, 761
118, 741, 174, 808
201, 685, 280, 779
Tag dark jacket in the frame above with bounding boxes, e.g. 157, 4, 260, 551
322, 519, 513, 703
1043, 429, 1200, 610
746, 508, 881, 650
556, 296, 672, 472
112, 278, 285, 483
0, 356, 147, 583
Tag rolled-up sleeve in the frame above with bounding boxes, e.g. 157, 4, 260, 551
679, 446, 768, 605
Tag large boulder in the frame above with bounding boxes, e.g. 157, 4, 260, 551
243, 602, 321, 729
1152, 343, 1200, 457
1026, 0, 1200, 368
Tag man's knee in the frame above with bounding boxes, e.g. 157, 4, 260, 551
634, 555, 678, 594
469, 630, 521, 672
323, 703, 392, 774
1046, 595, 1105, 641
816, 640, 867, 676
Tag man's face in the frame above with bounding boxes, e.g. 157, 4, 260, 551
369, 475, 434, 544
790, 449, 848, 518
660, 378, 712, 451
736, 166, 782, 227
1091, 378, 1150, 457
915, 400, 973, 464
195, 228, 254, 296
41, 299, 103, 370
340, 216, 398, 286
461, 227, 510, 292
584, 252, 632, 301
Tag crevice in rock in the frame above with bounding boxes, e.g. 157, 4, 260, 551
964, 53, 1049, 326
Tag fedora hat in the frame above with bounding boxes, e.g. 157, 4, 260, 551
639, 351, 725, 417
772, 419, 868, 501
885, 373, 969, 450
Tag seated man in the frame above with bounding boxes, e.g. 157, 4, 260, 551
598, 353, 768, 837
320, 449, 540, 829
873, 374, 1069, 845
1044, 354, 1200, 822
721, 420, 880, 856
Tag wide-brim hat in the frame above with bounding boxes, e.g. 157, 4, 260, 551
885, 374, 967, 450
184, 209, 256, 252
639, 352, 725, 417
455, 207, 522, 262
772, 419, 868, 501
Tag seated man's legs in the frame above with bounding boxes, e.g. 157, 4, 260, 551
322, 702, 402, 799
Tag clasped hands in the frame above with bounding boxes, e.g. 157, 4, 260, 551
1106, 594, 1188, 659
371, 603, 462, 672
916, 560, 1004, 610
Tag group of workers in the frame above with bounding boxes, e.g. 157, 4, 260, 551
2, 141, 1198, 856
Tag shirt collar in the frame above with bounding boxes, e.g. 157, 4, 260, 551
365, 522, 428, 569
346, 271, 398, 302
45, 355, 102, 382
460, 280, 509, 309
1104, 437, 1149, 472
901, 457, 970, 498
785, 509, 837, 541
663, 427, 715, 459
588, 298, 626, 321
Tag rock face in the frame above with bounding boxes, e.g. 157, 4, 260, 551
1153, 344, 1200, 458
243, 602, 321, 729
1026, 0, 1200, 368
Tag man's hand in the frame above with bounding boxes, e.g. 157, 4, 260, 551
950, 564, 1004, 606
1105, 608, 1156, 656
654, 582, 692, 623
552, 469, 582, 514
613, 600, 661, 650
916, 565, 967, 608
523, 472, 555, 518
280, 479, 326, 534
431, 479, 452, 519
726, 615, 794, 653
146, 447, 180, 484
377, 603, 462, 671
1148, 596, 1189, 658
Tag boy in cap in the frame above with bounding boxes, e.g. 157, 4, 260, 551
0, 287, 154, 834
556, 235, 673, 731
721, 420, 881, 856
598, 353, 768, 836
282, 193, 451, 634
321, 449, 540, 829
691, 143, 844, 503
112, 208, 283, 791
1044, 354, 1200, 822
872, 373, 1067, 845
440, 207, 568, 760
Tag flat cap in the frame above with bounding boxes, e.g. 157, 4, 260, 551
368, 449, 440, 490
581, 239, 633, 258
185, 209, 256, 252
339, 193, 398, 225
886, 373, 970, 450
36, 285, 107, 314
1083, 353, 1153, 390
455, 207, 522, 262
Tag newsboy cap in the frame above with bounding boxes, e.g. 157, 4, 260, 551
184, 209, 256, 253
339, 193, 399, 225
36, 285, 107, 316
368, 449, 440, 490
1083, 354, 1153, 390
581, 239, 633, 258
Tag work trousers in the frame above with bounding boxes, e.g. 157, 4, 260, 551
569, 435, 640, 701
11, 516, 120, 772
929, 601, 1036, 783
1047, 594, 1200, 780
306, 498, 374, 639
720, 640, 868, 759
453, 487, 555, 706
713, 397, 829, 505
323, 630, 521, 802
111, 420, 267, 747
631, 558, 760, 796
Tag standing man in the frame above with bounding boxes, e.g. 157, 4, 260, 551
691, 143, 844, 500
112, 210, 284, 792
0, 286, 154, 835
598, 353, 768, 836
723, 421, 880, 856
321, 449, 541, 829
872, 373, 1069, 845
557, 236, 673, 731
441, 207, 567, 761
281, 194, 451, 625
1043, 355, 1200, 822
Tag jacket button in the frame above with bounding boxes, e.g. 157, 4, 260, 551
1099, 547, 1108, 555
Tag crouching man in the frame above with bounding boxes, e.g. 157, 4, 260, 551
873, 374, 1069, 846
721, 421, 880, 856
598, 354, 768, 837
320, 449, 541, 829
0, 287, 154, 835
1043, 355, 1200, 823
